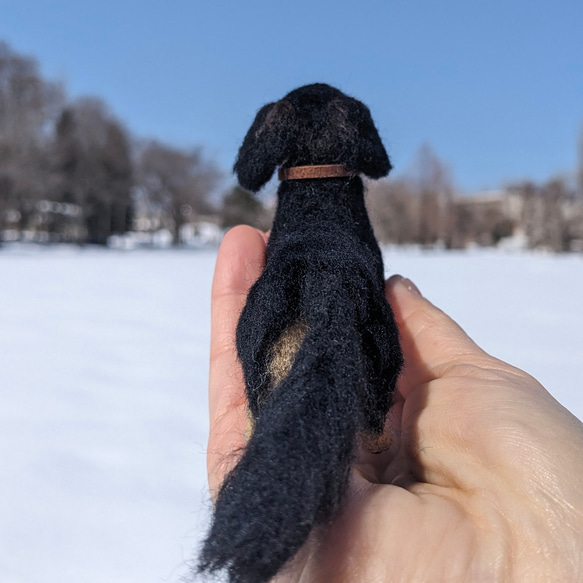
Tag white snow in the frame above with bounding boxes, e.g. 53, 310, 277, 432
383, 247, 583, 415
0, 245, 581, 583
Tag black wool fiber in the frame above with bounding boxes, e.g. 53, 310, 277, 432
198, 83, 403, 583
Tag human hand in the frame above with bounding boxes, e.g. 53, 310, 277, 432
207, 225, 583, 582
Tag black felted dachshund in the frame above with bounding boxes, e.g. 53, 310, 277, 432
198, 83, 403, 583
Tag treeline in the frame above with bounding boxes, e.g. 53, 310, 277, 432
367, 144, 583, 252
0, 41, 222, 246
2, 40, 583, 251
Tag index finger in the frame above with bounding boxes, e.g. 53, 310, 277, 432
385, 275, 489, 397
207, 225, 267, 495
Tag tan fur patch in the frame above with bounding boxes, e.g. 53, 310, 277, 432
358, 422, 392, 454
244, 413, 254, 442
245, 321, 309, 442
268, 320, 309, 389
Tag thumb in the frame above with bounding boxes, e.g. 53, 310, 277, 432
385, 275, 489, 398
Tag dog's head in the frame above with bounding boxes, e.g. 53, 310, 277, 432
234, 83, 392, 192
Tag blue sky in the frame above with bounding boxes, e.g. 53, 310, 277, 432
1, 0, 582, 192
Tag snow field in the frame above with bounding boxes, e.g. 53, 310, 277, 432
0, 246, 581, 583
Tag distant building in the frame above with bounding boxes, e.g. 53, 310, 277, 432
453, 185, 583, 252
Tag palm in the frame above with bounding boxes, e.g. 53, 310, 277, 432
287, 357, 581, 582
290, 479, 481, 582
283, 373, 492, 582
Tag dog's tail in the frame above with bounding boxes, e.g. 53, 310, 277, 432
198, 315, 364, 583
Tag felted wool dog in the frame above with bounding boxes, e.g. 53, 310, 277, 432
198, 83, 403, 583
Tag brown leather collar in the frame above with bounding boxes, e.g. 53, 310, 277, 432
278, 164, 353, 181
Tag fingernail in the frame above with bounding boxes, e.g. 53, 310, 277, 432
402, 277, 422, 296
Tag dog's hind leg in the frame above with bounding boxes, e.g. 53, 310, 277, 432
236, 264, 305, 419
356, 290, 403, 452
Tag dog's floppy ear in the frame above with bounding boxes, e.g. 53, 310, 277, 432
355, 103, 392, 179
234, 100, 296, 192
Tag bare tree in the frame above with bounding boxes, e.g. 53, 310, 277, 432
541, 178, 568, 252
134, 140, 220, 245
451, 195, 513, 248
365, 145, 454, 247
512, 179, 569, 251
570, 126, 583, 249
51, 98, 133, 244
409, 144, 454, 247
578, 124, 583, 200
220, 185, 272, 230
0, 41, 64, 240
513, 181, 542, 248
366, 178, 419, 244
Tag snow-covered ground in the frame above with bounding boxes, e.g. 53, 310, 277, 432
0, 246, 581, 583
